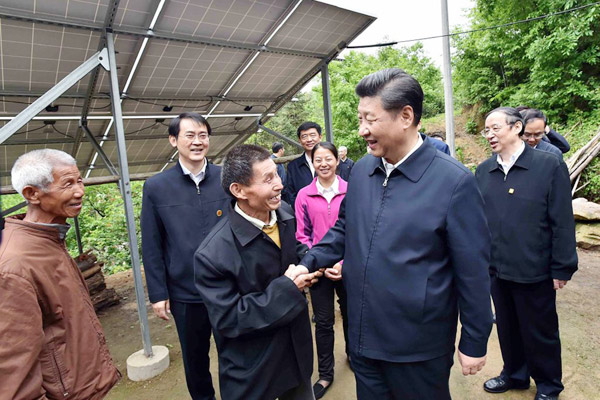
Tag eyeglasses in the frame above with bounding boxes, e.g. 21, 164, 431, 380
482, 123, 514, 137
522, 132, 544, 139
299, 132, 320, 141
180, 132, 209, 141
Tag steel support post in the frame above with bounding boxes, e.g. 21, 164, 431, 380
80, 123, 120, 176
321, 64, 334, 143
0, 49, 109, 144
105, 31, 154, 357
73, 217, 84, 256
441, 0, 456, 157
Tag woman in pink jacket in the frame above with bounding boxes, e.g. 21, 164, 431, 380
295, 142, 348, 399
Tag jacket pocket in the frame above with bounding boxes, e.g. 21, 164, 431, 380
40, 341, 70, 398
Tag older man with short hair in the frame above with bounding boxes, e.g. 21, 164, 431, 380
195, 144, 320, 400
0, 149, 120, 400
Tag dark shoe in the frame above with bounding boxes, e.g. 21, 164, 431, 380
535, 394, 558, 400
313, 380, 332, 399
483, 376, 530, 393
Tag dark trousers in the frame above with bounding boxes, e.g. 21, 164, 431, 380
310, 277, 349, 382
491, 276, 563, 396
170, 300, 215, 400
350, 352, 453, 400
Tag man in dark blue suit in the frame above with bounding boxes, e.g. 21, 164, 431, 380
296, 69, 493, 399
141, 112, 229, 400
519, 108, 563, 159
476, 107, 577, 400
284, 121, 322, 206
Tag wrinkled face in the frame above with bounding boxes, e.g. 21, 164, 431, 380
358, 96, 407, 162
339, 148, 347, 159
242, 158, 283, 214
169, 118, 209, 165
38, 165, 84, 223
522, 118, 545, 147
298, 128, 321, 153
484, 112, 521, 154
313, 147, 338, 181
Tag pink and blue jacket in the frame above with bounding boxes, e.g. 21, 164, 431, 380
294, 176, 348, 249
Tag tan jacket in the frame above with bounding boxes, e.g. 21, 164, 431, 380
0, 215, 121, 400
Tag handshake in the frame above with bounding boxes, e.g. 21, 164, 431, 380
284, 263, 343, 291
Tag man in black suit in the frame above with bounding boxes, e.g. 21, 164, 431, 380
519, 108, 563, 159
336, 146, 354, 181
141, 112, 229, 400
297, 69, 493, 399
195, 144, 320, 400
476, 107, 578, 400
284, 121, 322, 206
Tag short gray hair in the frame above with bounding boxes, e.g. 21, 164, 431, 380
221, 144, 271, 198
11, 149, 77, 197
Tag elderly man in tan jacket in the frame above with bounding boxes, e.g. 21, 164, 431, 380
0, 149, 120, 400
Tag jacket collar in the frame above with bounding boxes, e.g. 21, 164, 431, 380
488, 142, 533, 173
229, 201, 294, 247
169, 160, 215, 180
304, 176, 348, 197
4, 214, 69, 242
368, 139, 436, 182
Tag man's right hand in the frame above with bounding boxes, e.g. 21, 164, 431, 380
152, 299, 170, 321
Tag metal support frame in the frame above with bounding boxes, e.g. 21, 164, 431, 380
258, 122, 303, 150
81, 124, 119, 176
1, 201, 27, 217
0, 49, 109, 144
441, 0, 456, 157
74, 217, 84, 255
105, 31, 153, 357
321, 63, 334, 143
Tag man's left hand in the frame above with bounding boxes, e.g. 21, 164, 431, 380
458, 351, 486, 376
553, 279, 568, 290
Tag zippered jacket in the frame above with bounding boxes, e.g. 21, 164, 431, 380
141, 162, 229, 303
300, 141, 493, 362
0, 215, 121, 400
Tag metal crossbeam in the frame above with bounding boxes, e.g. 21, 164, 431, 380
0, 49, 109, 144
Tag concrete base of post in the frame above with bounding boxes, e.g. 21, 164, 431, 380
126, 345, 170, 381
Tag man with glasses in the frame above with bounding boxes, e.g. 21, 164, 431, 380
141, 112, 229, 400
475, 107, 577, 400
284, 121, 322, 206
519, 109, 562, 158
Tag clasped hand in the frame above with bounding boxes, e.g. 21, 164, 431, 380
285, 264, 322, 290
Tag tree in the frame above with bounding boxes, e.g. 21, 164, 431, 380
453, 0, 600, 124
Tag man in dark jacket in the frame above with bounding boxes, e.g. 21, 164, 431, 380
284, 121, 322, 206
476, 107, 577, 400
515, 105, 570, 153
297, 69, 493, 399
336, 145, 354, 181
519, 108, 563, 159
141, 112, 229, 400
195, 144, 320, 400
271, 142, 287, 186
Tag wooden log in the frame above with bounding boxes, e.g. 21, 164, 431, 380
85, 272, 106, 295
77, 257, 98, 273
570, 141, 600, 183
81, 265, 102, 279
91, 288, 120, 311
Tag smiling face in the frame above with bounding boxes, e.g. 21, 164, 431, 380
236, 158, 283, 222
298, 128, 322, 154
523, 118, 546, 147
33, 164, 84, 224
313, 146, 338, 182
169, 118, 209, 170
358, 95, 414, 164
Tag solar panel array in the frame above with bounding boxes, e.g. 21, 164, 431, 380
0, 0, 374, 186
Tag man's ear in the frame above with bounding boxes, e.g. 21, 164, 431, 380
21, 185, 42, 205
229, 183, 248, 200
398, 105, 415, 128
168, 135, 178, 148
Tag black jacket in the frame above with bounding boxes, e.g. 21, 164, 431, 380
475, 144, 577, 283
284, 153, 313, 207
336, 157, 355, 181
544, 128, 570, 153
194, 202, 313, 400
300, 141, 493, 362
141, 162, 229, 303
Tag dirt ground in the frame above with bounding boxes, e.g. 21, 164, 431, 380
100, 249, 599, 400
